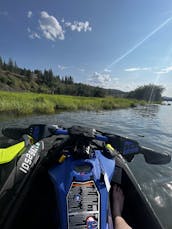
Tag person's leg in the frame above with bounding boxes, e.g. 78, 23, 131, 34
111, 184, 132, 229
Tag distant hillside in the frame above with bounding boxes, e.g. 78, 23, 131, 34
0, 58, 126, 97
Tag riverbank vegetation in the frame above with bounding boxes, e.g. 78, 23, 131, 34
0, 56, 165, 102
0, 91, 144, 115
0, 56, 165, 116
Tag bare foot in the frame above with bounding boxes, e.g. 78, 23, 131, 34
111, 184, 132, 229
112, 184, 124, 217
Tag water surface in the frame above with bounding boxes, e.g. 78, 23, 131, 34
0, 104, 172, 228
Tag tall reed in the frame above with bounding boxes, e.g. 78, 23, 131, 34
0, 91, 144, 115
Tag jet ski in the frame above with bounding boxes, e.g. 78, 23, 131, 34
0, 124, 170, 229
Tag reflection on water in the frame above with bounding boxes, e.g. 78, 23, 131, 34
140, 175, 172, 229
0, 105, 172, 228
133, 105, 159, 118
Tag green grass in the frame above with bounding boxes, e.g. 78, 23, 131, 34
0, 91, 145, 115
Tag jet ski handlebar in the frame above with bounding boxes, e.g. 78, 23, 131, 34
2, 124, 171, 164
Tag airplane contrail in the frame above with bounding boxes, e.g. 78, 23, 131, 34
107, 16, 172, 69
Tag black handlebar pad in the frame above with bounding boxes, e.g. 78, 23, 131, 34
2, 124, 57, 141
2, 128, 28, 140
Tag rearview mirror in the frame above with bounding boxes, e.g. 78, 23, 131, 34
140, 147, 171, 164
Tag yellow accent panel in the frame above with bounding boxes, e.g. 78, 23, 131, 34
0, 141, 25, 164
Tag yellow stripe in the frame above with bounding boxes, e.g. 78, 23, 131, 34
0, 141, 25, 164
106, 144, 115, 151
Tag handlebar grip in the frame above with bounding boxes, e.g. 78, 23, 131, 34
2, 128, 28, 140
140, 147, 171, 164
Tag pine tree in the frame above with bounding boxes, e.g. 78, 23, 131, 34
0, 56, 3, 69
8, 58, 14, 72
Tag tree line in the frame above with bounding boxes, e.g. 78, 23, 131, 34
0, 56, 74, 85
0, 56, 164, 101
127, 84, 164, 102
0, 56, 124, 97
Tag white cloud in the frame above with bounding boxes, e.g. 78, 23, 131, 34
39, 11, 65, 41
89, 72, 119, 88
155, 66, 172, 74
88, 72, 146, 92
27, 11, 32, 18
29, 32, 41, 40
125, 65, 172, 75
125, 67, 150, 72
125, 68, 140, 72
65, 21, 92, 32
104, 68, 112, 73
26, 11, 92, 42
58, 65, 67, 70
92, 72, 111, 84
65, 22, 72, 27
27, 27, 41, 39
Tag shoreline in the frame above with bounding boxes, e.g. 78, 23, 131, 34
0, 91, 145, 115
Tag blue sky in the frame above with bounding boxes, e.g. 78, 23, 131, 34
1, 0, 172, 96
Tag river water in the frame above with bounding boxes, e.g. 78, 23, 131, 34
0, 104, 172, 228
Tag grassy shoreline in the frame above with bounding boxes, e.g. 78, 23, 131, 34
0, 91, 145, 115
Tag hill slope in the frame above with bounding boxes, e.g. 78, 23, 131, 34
0, 69, 126, 97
